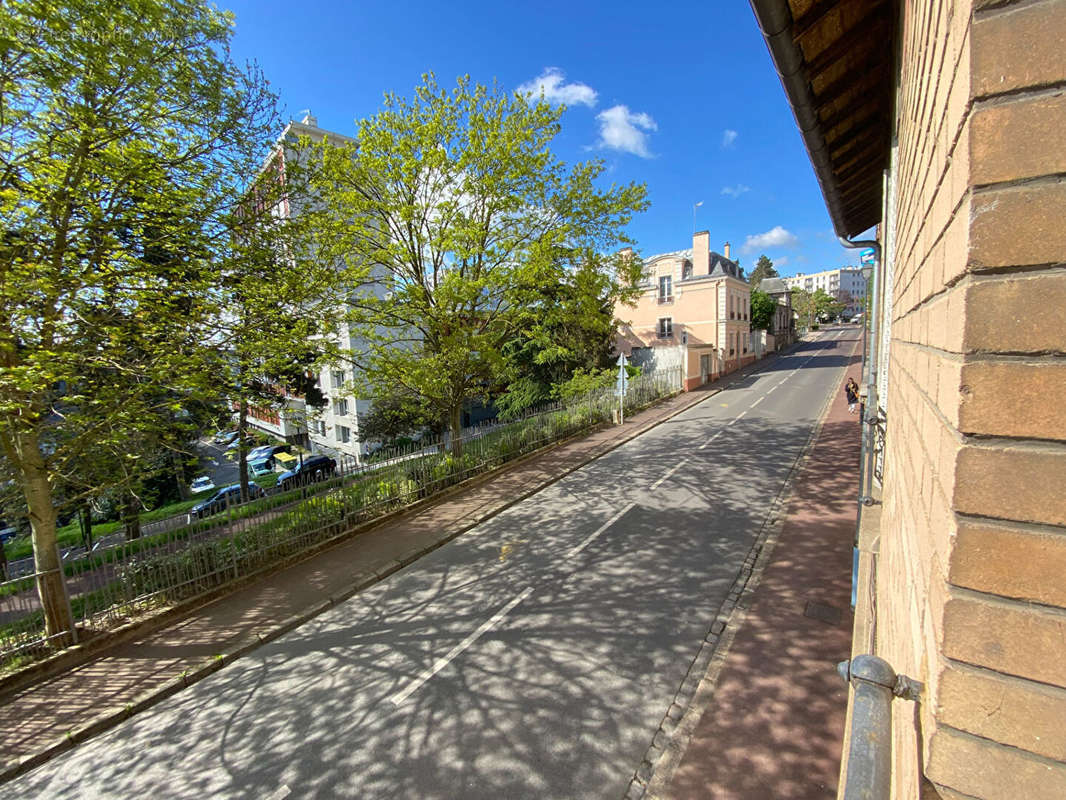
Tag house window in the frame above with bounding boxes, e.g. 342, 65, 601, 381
331, 370, 345, 389
658, 275, 672, 303
658, 317, 673, 338
682, 262, 692, 280
333, 398, 348, 416
336, 425, 350, 444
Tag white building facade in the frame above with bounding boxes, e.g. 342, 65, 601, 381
782, 266, 868, 317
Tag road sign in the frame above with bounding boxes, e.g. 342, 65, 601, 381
860, 248, 876, 265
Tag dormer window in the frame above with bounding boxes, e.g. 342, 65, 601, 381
682, 262, 693, 280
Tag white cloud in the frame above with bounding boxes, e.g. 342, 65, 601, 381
721, 184, 750, 198
742, 225, 799, 253
775, 256, 789, 267
517, 67, 597, 108
721, 129, 738, 148
594, 105, 657, 158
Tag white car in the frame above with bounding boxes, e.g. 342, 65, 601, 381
190, 476, 215, 494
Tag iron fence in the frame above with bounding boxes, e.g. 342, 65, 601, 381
0, 367, 681, 670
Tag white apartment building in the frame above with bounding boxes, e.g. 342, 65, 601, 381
246, 112, 379, 464
781, 266, 868, 316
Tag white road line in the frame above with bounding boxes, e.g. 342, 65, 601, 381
649, 459, 688, 491
567, 502, 636, 558
391, 586, 535, 706
698, 431, 724, 450
266, 788, 291, 800
751, 396, 765, 408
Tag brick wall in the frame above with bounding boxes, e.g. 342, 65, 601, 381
877, 0, 1066, 797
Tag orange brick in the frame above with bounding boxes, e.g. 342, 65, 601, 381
938, 664, 1066, 761
971, 94, 1066, 185
954, 443, 1066, 526
973, 0, 1066, 97
970, 181, 1066, 268
957, 361, 1066, 439
927, 725, 1066, 800
952, 518, 1066, 606
943, 590, 1066, 688
964, 272, 1066, 353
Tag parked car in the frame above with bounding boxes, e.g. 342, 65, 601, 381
249, 459, 274, 477
190, 476, 215, 494
276, 455, 337, 490
212, 429, 238, 445
189, 483, 266, 519
247, 443, 291, 467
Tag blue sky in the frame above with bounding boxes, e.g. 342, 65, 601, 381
220, 0, 861, 276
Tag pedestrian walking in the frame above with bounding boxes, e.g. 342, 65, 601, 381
845, 377, 859, 414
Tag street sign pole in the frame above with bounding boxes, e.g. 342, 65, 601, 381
616, 353, 628, 425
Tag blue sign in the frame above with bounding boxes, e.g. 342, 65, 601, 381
860, 248, 876, 265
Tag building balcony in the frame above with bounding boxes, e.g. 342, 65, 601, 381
657, 295, 674, 305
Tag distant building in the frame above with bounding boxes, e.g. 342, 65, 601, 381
781, 267, 868, 317
615, 231, 753, 390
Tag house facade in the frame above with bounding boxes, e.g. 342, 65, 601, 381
756, 276, 795, 351
752, 0, 1066, 797
615, 231, 752, 390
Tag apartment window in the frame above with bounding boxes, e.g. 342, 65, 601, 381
658, 275, 673, 303
331, 370, 345, 389
658, 317, 673, 338
336, 425, 350, 444
333, 398, 348, 416
310, 419, 326, 436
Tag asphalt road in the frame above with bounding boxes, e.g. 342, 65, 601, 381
10, 328, 858, 799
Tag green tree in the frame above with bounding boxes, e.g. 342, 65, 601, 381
748, 254, 779, 287
0, 0, 278, 642
749, 289, 777, 331
496, 249, 642, 418
791, 287, 842, 327
306, 75, 648, 455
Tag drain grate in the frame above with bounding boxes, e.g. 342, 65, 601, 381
804, 600, 843, 626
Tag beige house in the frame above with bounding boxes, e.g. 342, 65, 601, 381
616, 231, 753, 390
752, 0, 1066, 797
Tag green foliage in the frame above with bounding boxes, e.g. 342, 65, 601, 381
750, 289, 777, 331
0, 0, 280, 633
551, 367, 615, 403
303, 74, 648, 453
748, 255, 779, 287
791, 287, 843, 327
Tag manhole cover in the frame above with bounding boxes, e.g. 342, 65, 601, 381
804, 600, 843, 626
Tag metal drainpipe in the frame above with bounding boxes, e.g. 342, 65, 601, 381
837, 655, 923, 800
838, 236, 881, 508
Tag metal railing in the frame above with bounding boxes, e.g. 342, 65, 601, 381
837, 655, 923, 800
0, 367, 682, 669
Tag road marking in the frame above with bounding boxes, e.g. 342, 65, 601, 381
567, 502, 636, 558
649, 459, 688, 491
266, 787, 291, 800
728, 410, 748, 426
751, 396, 765, 408
698, 431, 724, 450
390, 587, 535, 706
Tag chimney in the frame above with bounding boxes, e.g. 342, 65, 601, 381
723, 241, 731, 260
693, 230, 710, 275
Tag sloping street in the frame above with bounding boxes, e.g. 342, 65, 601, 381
9, 330, 858, 799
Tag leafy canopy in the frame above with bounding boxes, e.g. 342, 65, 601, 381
306, 75, 648, 452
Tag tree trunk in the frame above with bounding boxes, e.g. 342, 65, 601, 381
449, 404, 463, 459
19, 431, 75, 644
79, 503, 93, 551
238, 397, 250, 502
123, 492, 141, 540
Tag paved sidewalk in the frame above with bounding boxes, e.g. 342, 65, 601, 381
654, 340, 862, 799
0, 374, 733, 784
